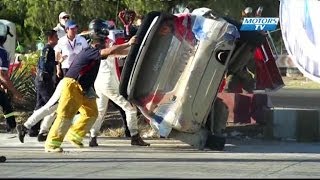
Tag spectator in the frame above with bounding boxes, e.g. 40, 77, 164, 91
0, 22, 24, 132
54, 20, 88, 79
53, 12, 70, 89
118, 10, 137, 39
16, 30, 59, 143
54, 12, 70, 39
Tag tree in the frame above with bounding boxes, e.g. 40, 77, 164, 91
0, 0, 281, 51
0, 0, 29, 49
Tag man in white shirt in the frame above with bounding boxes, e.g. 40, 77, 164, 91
55, 20, 88, 78
53, 12, 70, 39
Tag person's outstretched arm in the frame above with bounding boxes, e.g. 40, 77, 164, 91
0, 70, 23, 102
100, 35, 137, 58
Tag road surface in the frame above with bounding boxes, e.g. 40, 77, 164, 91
1, 134, 320, 178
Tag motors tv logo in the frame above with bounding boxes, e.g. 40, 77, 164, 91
240, 17, 279, 31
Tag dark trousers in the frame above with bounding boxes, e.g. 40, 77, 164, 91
30, 79, 55, 136
62, 68, 69, 77
53, 75, 62, 88
0, 90, 16, 131
35, 79, 55, 109
53, 68, 68, 87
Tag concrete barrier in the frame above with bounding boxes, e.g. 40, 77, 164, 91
263, 108, 320, 142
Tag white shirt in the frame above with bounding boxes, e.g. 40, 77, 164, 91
53, 23, 66, 39
54, 34, 88, 69
95, 57, 120, 90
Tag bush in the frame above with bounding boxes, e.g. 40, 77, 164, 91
9, 52, 39, 110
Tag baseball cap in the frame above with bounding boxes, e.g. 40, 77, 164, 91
0, 23, 7, 37
59, 12, 70, 19
0, 22, 13, 37
65, 20, 78, 29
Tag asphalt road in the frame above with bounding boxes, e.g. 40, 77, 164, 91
1, 134, 320, 178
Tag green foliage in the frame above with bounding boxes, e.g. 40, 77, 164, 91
9, 63, 36, 110
10, 64, 36, 98
20, 52, 39, 73
1, 0, 281, 51
9, 51, 39, 109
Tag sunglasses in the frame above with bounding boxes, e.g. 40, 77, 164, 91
62, 16, 70, 19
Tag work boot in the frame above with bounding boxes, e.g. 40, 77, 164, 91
124, 129, 131, 138
67, 138, 84, 148
29, 122, 40, 137
37, 132, 48, 142
131, 133, 150, 146
28, 130, 39, 137
45, 146, 63, 153
16, 124, 28, 143
89, 136, 98, 147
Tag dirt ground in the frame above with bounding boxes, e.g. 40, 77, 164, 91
282, 75, 320, 89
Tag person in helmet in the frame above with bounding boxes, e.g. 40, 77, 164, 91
0, 22, 24, 132
242, 7, 253, 18
89, 28, 150, 147
44, 18, 139, 152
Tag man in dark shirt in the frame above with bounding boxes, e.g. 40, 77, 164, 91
16, 30, 58, 141
35, 30, 58, 111
44, 18, 149, 152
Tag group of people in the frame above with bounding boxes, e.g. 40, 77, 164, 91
0, 11, 150, 153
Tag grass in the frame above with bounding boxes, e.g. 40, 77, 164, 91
102, 127, 127, 137
282, 76, 320, 89
101, 113, 157, 138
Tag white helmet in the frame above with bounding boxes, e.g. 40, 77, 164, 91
244, 7, 253, 14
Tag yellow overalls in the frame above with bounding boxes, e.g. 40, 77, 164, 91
45, 77, 98, 149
